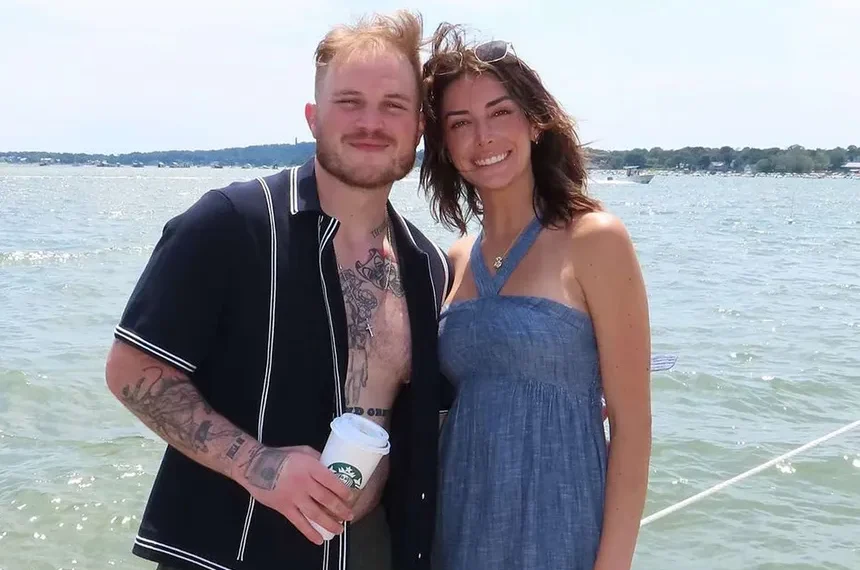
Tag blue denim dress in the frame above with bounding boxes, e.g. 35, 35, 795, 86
434, 217, 608, 570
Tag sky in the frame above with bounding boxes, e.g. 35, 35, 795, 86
2, 0, 858, 153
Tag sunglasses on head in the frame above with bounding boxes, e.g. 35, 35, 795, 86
472, 39, 516, 63
431, 39, 518, 76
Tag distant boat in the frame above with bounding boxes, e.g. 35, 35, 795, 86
624, 166, 654, 184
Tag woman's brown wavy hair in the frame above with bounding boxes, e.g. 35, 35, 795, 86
420, 23, 601, 234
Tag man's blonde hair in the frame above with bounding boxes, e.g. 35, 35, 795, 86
313, 10, 424, 99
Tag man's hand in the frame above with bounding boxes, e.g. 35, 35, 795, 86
236, 444, 356, 545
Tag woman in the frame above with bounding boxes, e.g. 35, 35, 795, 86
420, 23, 652, 570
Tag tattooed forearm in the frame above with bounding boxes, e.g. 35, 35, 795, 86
345, 406, 389, 418
226, 436, 246, 460
240, 444, 289, 490
118, 365, 249, 476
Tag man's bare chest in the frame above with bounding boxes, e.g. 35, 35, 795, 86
337, 248, 411, 415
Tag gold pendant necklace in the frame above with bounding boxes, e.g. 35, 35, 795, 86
488, 220, 531, 269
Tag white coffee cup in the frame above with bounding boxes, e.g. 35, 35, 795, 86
308, 413, 391, 541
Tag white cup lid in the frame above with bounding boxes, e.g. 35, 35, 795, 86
331, 413, 390, 454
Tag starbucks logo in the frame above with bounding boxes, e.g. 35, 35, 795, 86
328, 462, 363, 489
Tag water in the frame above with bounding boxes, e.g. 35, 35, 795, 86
1, 165, 858, 570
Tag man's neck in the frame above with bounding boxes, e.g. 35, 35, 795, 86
314, 157, 392, 245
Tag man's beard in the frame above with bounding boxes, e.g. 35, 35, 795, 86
316, 131, 416, 190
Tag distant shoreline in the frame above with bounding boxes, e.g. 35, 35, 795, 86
3, 162, 857, 181
590, 168, 858, 181
1, 141, 858, 176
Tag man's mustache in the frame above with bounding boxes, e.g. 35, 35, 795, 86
342, 130, 397, 145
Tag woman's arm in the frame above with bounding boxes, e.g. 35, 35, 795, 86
443, 235, 476, 305
575, 212, 652, 570
438, 236, 475, 431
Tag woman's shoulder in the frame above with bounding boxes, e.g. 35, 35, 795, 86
566, 210, 633, 254
569, 210, 628, 238
447, 234, 478, 266
559, 210, 639, 285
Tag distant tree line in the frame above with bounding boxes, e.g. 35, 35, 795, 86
0, 143, 318, 168
2, 143, 857, 174
587, 145, 859, 173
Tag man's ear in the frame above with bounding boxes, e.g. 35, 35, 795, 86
305, 103, 318, 138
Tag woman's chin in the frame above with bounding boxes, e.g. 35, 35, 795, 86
467, 172, 517, 193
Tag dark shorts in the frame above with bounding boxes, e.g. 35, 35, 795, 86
155, 505, 391, 570
347, 504, 392, 570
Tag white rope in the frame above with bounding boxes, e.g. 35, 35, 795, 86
640, 418, 860, 527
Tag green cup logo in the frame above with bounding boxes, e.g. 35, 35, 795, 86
328, 462, 363, 489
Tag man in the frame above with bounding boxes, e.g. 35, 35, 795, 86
105, 10, 451, 570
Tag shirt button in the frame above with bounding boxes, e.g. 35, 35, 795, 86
421, 493, 425, 500
418, 553, 423, 559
